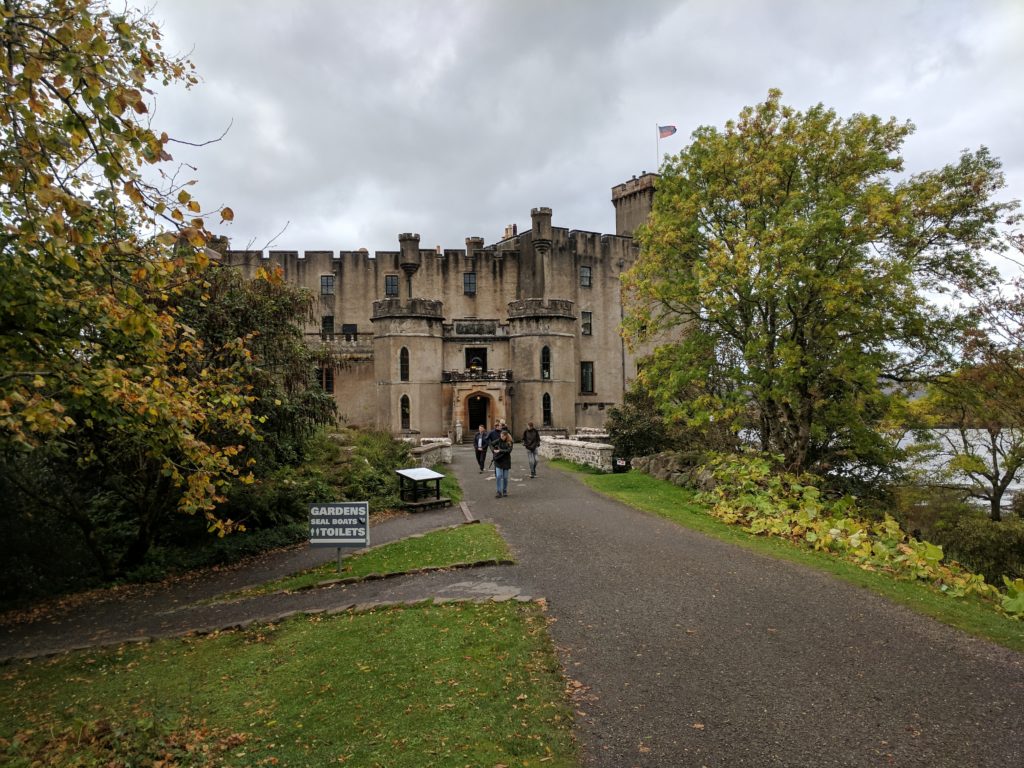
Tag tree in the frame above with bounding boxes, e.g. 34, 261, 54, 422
908, 232, 1024, 522
1, 1, 250, 545
624, 90, 1017, 479
911, 364, 1024, 522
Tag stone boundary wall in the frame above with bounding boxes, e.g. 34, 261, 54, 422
631, 451, 716, 490
538, 436, 613, 472
412, 438, 452, 466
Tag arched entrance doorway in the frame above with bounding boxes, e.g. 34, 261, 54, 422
467, 392, 490, 431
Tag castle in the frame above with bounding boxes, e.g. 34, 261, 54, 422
223, 173, 658, 441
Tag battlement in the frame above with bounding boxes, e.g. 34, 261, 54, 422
611, 172, 658, 201
507, 298, 575, 319
371, 298, 444, 319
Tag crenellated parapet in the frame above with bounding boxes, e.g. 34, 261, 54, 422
507, 298, 575, 319
372, 298, 444, 319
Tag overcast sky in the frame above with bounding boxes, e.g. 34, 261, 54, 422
140, 0, 1023, 263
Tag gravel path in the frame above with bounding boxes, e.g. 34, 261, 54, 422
450, 446, 1024, 768
2, 447, 1023, 767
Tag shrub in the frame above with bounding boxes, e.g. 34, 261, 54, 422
930, 516, 1024, 584
698, 453, 1020, 618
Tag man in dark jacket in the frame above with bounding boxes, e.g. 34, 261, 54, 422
522, 421, 541, 478
492, 430, 513, 497
486, 422, 502, 449
473, 424, 489, 472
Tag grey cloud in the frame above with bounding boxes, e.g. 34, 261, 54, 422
137, 0, 1022, 255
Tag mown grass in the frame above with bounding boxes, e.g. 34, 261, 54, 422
432, 464, 463, 504
551, 461, 1024, 653
0, 602, 576, 767
220, 523, 512, 600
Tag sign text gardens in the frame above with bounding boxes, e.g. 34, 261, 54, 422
309, 502, 369, 548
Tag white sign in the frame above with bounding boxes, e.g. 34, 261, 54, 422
309, 501, 369, 547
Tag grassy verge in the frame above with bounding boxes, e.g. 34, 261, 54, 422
0, 602, 576, 768
219, 523, 512, 600
551, 461, 1024, 653
432, 463, 463, 504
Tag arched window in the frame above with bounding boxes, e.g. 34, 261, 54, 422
399, 347, 409, 382
400, 395, 411, 431
540, 346, 551, 380
542, 393, 552, 427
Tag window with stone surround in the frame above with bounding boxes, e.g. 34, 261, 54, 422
463, 272, 477, 295
320, 274, 335, 295
400, 347, 409, 381
321, 315, 334, 338
543, 393, 552, 427
385, 274, 399, 297
401, 395, 411, 431
580, 265, 592, 288
580, 361, 595, 394
541, 346, 551, 380
581, 311, 592, 336
319, 366, 334, 394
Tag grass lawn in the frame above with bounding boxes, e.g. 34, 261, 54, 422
220, 523, 512, 601
0, 601, 577, 768
552, 461, 1024, 653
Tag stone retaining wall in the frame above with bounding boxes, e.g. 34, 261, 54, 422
631, 451, 715, 490
412, 438, 453, 466
538, 436, 614, 472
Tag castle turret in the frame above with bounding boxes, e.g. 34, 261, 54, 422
371, 297, 445, 436
507, 298, 576, 432
531, 207, 552, 255
611, 173, 657, 237
398, 232, 421, 298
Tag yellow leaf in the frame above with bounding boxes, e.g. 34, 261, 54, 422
220, 206, 235, 222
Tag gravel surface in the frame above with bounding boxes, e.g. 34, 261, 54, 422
2, 448, 1023, 767
452, 447, 1024, 768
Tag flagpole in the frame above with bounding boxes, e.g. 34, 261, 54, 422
655, 124, 659, 171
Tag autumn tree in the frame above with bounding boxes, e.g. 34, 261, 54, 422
624, 90, 1017, 479
0, 0, 251, 558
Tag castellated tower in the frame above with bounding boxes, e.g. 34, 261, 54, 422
611, 172, 657, 237
508, 299, 577, 432
371, 233, 445, 436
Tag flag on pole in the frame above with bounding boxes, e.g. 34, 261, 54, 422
658, 125, 677, 139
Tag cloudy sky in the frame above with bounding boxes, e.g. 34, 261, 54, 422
140, 0, 1023, 262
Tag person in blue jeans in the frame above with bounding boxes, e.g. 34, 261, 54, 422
473, 424, 489, 472
492, 430, 513, 497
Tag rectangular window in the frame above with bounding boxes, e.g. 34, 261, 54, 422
342, 323, 358, 342
580, 265, 592, 288
385, 274, 399, 297
580, 361, 595, 394
463, 272, 477, 295
319, 366, 334, 394
581, 311, 592, 336
320, 274, 335, 295
321, 315, 334, 337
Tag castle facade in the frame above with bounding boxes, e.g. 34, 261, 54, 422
223, 173, 657, 441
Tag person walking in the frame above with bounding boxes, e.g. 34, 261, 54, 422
522, 421, 541, 478
492, 429, 513, 497
486, 421, 502, 449
473, 424, 489, 472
